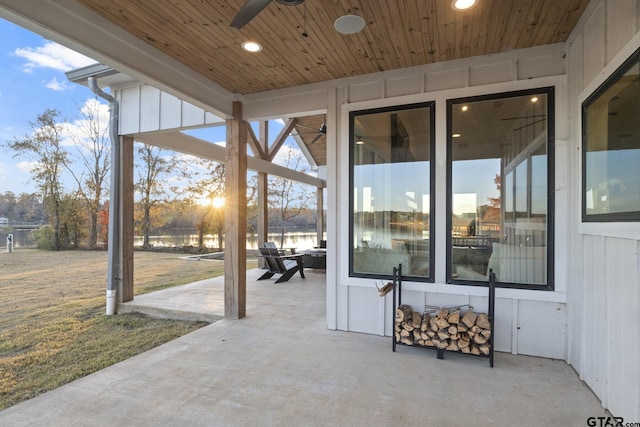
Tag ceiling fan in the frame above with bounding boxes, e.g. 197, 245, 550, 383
231, 0, 305, 29
500, 115, 547, 132
296, 122, 327, 144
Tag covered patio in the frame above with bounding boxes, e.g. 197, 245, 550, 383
0, 0, 639, 420
0, 269, 602, 426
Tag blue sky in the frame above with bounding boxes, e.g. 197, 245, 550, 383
0, 17, 311, 200
0, 18, 100, 194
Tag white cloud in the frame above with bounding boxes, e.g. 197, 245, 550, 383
16, 161, 39, 173
60, 98, 110, 148
14, 41, 97, 73
45, 77, 68, 91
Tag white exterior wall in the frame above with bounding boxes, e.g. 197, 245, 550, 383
333, 48, 570, 360
115, 84, 225, 135
566, 0, 640, 420
244, 42, 573, 361
243, 44, 569, 359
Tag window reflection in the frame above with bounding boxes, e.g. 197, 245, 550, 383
583, 50, 640, 221
351, 104, 433, 279
448, 89, 553, 287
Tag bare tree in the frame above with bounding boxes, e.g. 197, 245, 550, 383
6, 109, 68, 250
268, 148, 315, 248
135, 143, 178, 248
65, 98, 110, 248
183, 158, 226, 250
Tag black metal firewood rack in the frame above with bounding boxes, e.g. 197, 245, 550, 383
391, 263, 495, 367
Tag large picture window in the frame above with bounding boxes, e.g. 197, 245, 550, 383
350, 103, 434, 281
582, 48, 640, 221
447, 88, 554, 289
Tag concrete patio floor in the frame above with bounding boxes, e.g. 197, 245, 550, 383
0, 267, 604, 426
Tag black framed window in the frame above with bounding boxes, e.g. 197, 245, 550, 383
447, 88, 554, 290
350, 102, 435, 281
582, 47, 640, 222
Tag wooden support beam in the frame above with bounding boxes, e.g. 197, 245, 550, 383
268, 117, 298, 161
136, 132, 325, 188
224, 101, 247, 320
121, 135, 134, 302
259, 121, 269, 155
247, 124, 265, 160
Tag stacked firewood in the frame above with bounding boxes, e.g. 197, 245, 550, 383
395, 305, 491, 356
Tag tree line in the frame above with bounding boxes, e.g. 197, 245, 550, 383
2, 106, 317, 251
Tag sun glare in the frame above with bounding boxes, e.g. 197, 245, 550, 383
212, 196, 225, 209
194, 196, 225, 208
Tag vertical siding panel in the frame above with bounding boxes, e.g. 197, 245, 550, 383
605, 238, 639, 418
139, 85, 160, 133
582, 2, 606, 88
205, 112, 223, 125
493, 298, 513, 353
567, 24, 585, 373
160, 91, 182, 130
119, 87, 140, 135
582, 235, 608, 403
182, 102, 206, 128
605, 0, 638, 63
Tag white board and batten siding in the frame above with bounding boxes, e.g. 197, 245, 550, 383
566, 0, 640, 420
116, 84, 224, 136
335, 43, 570, 362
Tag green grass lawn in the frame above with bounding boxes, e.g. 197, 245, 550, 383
0, 249, 257, 410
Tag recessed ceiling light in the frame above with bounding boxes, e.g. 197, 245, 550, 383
461, 105, 468, 111
242, 41, 262, 52
334, 15, 365, 35
451, 0, 477, 11
452, 133, 461, 138
531, 96, 539, 103
355, 139, 365, 145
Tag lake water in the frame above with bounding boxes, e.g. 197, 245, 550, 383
1, 228, 320, 251
1, 229, 37, 249
134, 230, 319, 250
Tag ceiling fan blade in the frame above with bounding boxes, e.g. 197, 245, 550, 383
231, 0, 272, 29
512, 118, 546, 132
310, 133, 324, 144
296, 124, 321, 131
501, 114, 546, 121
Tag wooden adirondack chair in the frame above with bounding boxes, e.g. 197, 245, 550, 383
258, 246, 305, 283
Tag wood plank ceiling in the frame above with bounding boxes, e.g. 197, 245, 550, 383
72, 0, 590, 167
74, 0, 590, 96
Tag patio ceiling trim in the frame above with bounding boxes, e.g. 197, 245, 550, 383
135, 131, 325, 188
0, 0, 235, 119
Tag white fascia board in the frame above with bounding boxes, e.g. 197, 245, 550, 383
242, 43, 567, 120
136, 132, 326, 188
243, 89, 328, 122
0, 0, 235, 119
